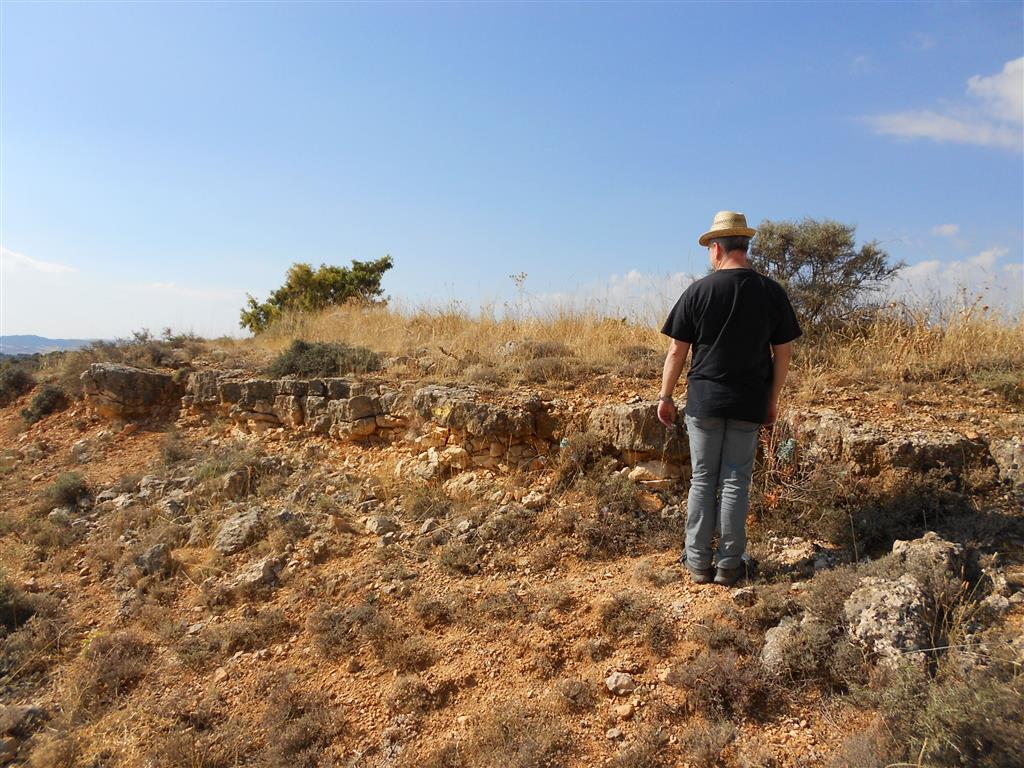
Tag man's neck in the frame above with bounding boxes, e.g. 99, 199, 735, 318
717, 253, 751, 270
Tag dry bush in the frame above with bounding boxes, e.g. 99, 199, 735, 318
160, 428, 194, 465
552, 431, 603, 491
598, 591, 675, 655
664, 649, 771, 718
65, 630, 152, 719
21, 383, 68, 424
386, 674, 446, 715
27, 731, 79, 768
307, 602, 434, 672
41, 472, 90, 510
259, 672, 341, 768
634, 557, 681, 587
177, 609, 295, 669
0, 364, 35, 406
609, 725, 670, 768
402, 482, 453, 522
267, 338, 380, 377
553, 678, 596, 713
411, 593, 458, 628
0, 582, 64, 685
439, 541, 479, 575
573, 470, 683, 559
678, 718, 736, 768
421, 704, 569, 768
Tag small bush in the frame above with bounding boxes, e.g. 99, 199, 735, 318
260, 672, 339, 768
664, 649, 771, 718
43, 472, 90, 509
0, 572, 40, 633
554, 678, 596, 713
411, 593, 457, 628
0, 365, 35, 406
22, 384, 68, 424
386, 675, 435, 715
678, 719, 736, 768
439, 541, 479, 575
268, 339, 381, 378
553, 431, 603, 491
599, 592, 675, 655
575, 470, 683, 559
446, 705, 570, 768
610, 726, 670, 768
160, 429, 193, 465
307, 602, 434, 671
67, 631, 152, 717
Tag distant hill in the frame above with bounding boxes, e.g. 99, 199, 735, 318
0, 335, 98, 355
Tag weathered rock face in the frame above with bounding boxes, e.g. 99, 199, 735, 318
891, 531, 964, 582
791, 410, 987, 477
213, 506, 266, 555
404, 386, 557, 473
761, 613, 827, 675
843, 574, 931, 668
587, 402, 688, 470
183, 372, 409, 440
990, 437, 1023, 487
81, 363, 184, 420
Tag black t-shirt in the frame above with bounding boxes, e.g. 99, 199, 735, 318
661, 268, 802, 424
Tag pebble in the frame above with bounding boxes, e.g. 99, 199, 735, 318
605, 672, 636, 696
606, 727, 623, 740
614, 703, 634, 720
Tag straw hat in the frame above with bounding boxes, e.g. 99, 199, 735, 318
698, 211, 757, 246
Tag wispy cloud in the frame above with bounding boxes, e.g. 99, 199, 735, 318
863, 57, 1023, 152
527, 269, 699, 324
930, 224, 959, 238
0, 246, 78, 274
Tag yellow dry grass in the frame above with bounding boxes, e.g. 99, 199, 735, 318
248, 299, 1024, 387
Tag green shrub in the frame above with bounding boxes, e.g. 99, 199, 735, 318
240, 258, 393, 334
21, 384, 67, 423
0, 365, 35, 406
267, 339, 381, 378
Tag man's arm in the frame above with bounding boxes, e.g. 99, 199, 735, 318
658, 338, 690, 427
767, 342, 793, 425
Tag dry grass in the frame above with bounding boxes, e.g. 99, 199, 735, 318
241, 299, 1022, 394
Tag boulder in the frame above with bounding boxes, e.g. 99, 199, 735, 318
588, 402, 688, 463
213, 506, 266, 555
843, 575, 931, 668
413, 385, 555, 441
136, 543, 174, 577
891, 532, 964, 583
990, 437, 1023, 487
81, 363, 184, 420
605, 671, 636, 696
228, 556, 284, 592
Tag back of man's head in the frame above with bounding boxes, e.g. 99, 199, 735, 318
710, 235, 751, 254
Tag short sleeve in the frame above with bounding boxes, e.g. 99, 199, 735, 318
661, 288, 696, 342
770, 287, 802, 345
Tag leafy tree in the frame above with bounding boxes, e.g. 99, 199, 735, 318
240, 256, 393, 334
749, 219, 902, 329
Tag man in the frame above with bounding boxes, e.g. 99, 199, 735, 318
657, 211, 802, 587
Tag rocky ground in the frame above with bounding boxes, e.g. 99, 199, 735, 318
0, 351, 1022, 767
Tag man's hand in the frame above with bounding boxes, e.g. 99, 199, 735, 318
658, 398, 677, 428
766, 399, 778, 426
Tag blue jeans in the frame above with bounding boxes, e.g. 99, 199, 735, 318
684, 414, 760, 570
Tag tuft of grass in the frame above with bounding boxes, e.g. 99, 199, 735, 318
553, 678, 596, 713
610, 726, 670, 768
678, 719, 737, 768
422, 705, 569, 768
664, 649, 771, 718
307, 602, 434, 672
260, 672, 340, 768
267, 339, 380, 378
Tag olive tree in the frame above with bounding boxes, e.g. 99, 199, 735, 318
750, 219, 902, 330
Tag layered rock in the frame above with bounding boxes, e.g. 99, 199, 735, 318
182, 371, 410, 440
406, 385, 557, 472
791, 410, 988, 477
81, 363, 184, 420
587, 401, 688, 479
990, 437, 1023, 487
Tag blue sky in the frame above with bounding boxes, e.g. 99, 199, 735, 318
2, 1, 1022, 338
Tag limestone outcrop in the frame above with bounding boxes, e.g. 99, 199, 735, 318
81, 363, 184, 420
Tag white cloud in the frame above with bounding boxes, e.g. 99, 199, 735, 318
967, 58, 1023, 124
525, 270, 700, 324
0, 246, 77, 274
931, 224, 959, 237
888, 246, 1023, 312
863, 57, 1023, 152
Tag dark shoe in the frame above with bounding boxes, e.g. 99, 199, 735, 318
687, 566, 715, 584
714, 566, 742, 587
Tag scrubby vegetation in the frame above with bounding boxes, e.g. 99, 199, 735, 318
267, 338, 381, 377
